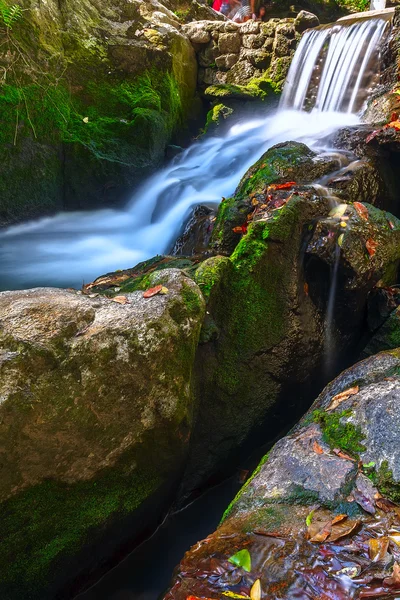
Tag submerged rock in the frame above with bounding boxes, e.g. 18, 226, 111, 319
0, 271, 205, 598
164, 349, 400, 600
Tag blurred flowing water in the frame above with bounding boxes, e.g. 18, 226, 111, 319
0, 111, 358, 291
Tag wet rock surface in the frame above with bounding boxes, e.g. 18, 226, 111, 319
164, 350, 400, 600
0, 271, 205, 598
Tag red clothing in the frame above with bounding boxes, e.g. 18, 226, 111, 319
213, 0, 223, 11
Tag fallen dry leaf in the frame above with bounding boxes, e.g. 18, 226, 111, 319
310, 521, 332, 542
143, 285, 163, 298
366, 238, 378, 257
251, 198, 259, 206
329, 203, 348, 218
328, 518, 361, 542
232, 224, 248, 235
332, 448, 356, 461
250, 579, 261, 600
304, 282, 309, 296
327, 386, 359, 411
313, 440, 324, 455
331, 514, 347, 525
354, 202, 369, 221
384, 561, 400, 587
112, 295, 130, 305
369, 537, 389, 561
269, 181, 296, 191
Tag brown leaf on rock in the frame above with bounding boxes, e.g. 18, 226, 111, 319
354, 202, 369, 221
327, 386, 359, 411
384, 561, 400, 587
369, 537, 389, 561
328, 518, 361, 542
366, 238, 378, 257
376, 497, 399, 513
332, 448, 356, 461
143, 285, 163, 298
331, 514, 348, 525
313, 440, 324, 455
112, 295, 130, 305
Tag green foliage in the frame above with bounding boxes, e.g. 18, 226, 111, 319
228, 548, 251, 572
336, 0, 369, 11
0, 70, 183, 164
0, 0, 22, 29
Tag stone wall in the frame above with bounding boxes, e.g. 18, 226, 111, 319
182, 12, 318, 93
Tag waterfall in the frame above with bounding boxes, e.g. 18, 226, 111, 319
280, 12, 392, 113
0, 11, 392, 291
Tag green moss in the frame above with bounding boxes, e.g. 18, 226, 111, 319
368, 460, 400, 504
221, 451, 271, 523
204, 76, 278, 102
181, 282, 203, 316
0, 449, 162, 597
313, 409, 366, 459
195, 255, 231, 300
203, 103, 233, 134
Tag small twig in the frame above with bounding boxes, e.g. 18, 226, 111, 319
13, 106, 18, 145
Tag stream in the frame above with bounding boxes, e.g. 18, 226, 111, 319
0, 9, 395, 600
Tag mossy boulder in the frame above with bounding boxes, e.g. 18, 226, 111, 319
0, 269, 205, 599
164, 349, 400, 600
0, 0, 197, 224
211, 141, 340, 254
180, 142, 400, 490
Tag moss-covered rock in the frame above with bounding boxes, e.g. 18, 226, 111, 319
0, 270, 205, 598
163, 350, 400, 600
180, 141, 400, 491
0, 0, 197, 224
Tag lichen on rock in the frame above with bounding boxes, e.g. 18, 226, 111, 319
0, 270, 205, 598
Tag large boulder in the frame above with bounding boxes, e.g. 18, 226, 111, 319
0, 270, 205, 599
179, 142, 400, 490
0, 0, 197, 224
164, 349, 400, 599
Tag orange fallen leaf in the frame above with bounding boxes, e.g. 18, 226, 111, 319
310, 521, 332, 542
369, 537, 389, 561
143, 285, 163, 298
388, 120, 400, 131
112, 295, 130, 305
304, 282, 309, 296
327, 386, 359, 411
251, 197, 259, 206
232, 224, 248, 235
269, 181, 296, 190
331, 514, 347, 525
384, 561, 400, 586
313, 440, 324, 455
388, 220, 395, 230
354, 202, 369, 221
366, 238, 378, 257
328, 518, 360, 542
332, 448, 356, 462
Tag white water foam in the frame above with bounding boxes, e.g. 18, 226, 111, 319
0, 110, 358, 290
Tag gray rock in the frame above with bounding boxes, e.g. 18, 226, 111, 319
242, 33, 266, 49
294, 10, 320, 32
0, 271, 205, 596
218, 32, 241, 54
215, 53, 239, 70
182, 22, 211, 44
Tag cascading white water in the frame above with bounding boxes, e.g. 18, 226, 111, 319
0, 12, 391, 291
281, 12, 392, 113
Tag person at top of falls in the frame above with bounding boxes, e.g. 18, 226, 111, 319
231, 0, 256, 22
256, 5, 267, 20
